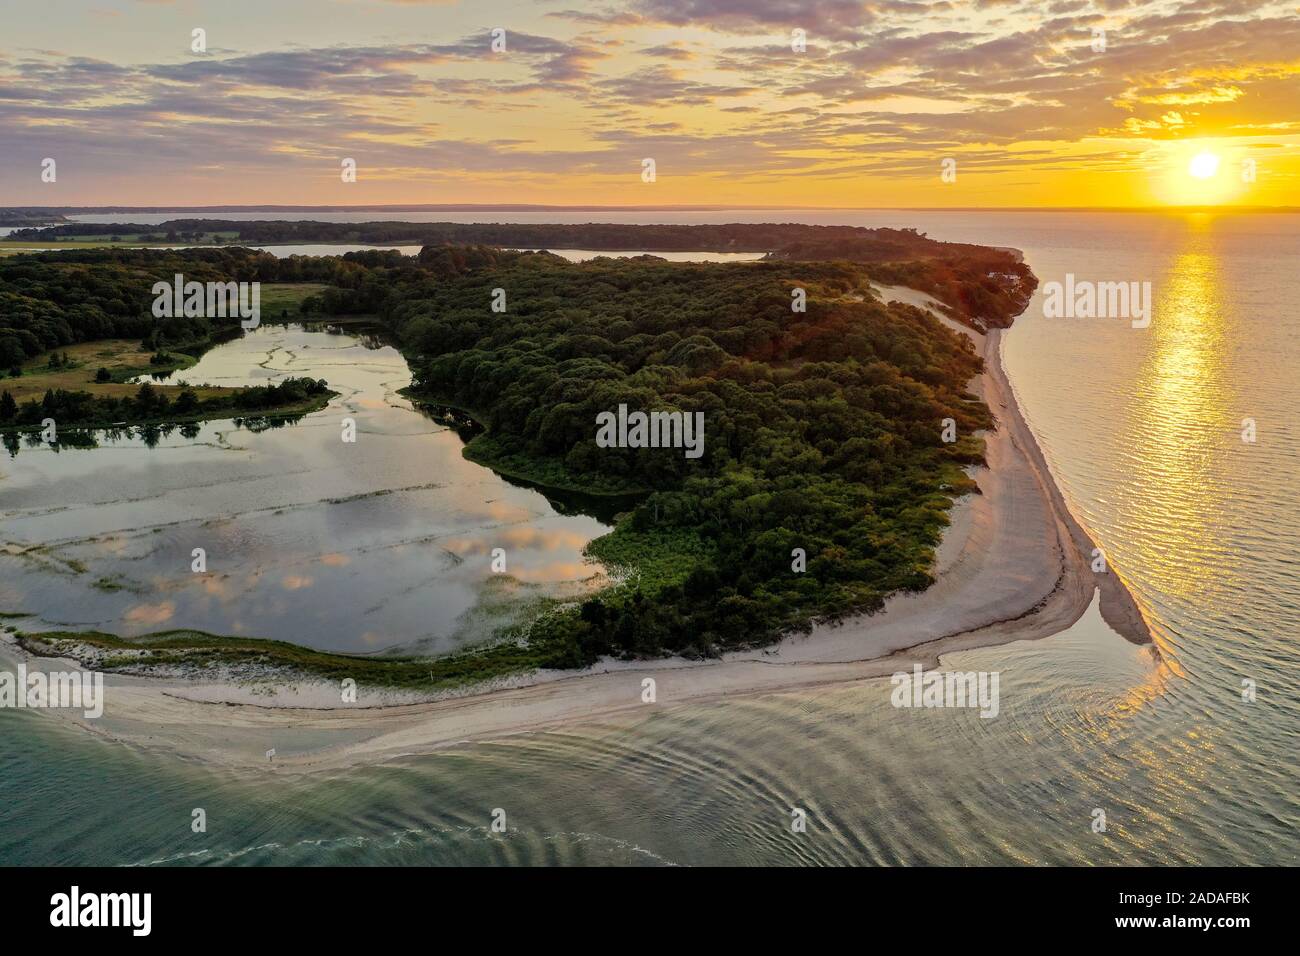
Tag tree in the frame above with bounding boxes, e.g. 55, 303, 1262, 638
0, 390, 16, 421
95, 367, 111, 383
0, 337, 24, 369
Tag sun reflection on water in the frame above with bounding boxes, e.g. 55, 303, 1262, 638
1123, 217, 1241, 672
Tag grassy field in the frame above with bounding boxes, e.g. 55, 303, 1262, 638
0, 231, 240, 250
0, 285, 335, 404
0, 233, 280, 259
0, 339, 225, 404
260, 282, 333, 315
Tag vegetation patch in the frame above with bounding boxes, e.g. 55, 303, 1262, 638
13, 628, 556, 692
2, 376, 334, 435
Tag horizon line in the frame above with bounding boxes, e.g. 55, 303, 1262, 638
4, 203, 1297, 214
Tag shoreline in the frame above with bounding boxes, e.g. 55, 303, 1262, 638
0, 393, 333, 437
0, 287, 1154, 774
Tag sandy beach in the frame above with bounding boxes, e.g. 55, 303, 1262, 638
1, 284, 1152, 774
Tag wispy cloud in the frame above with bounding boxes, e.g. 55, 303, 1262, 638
1, 0, 1297, 204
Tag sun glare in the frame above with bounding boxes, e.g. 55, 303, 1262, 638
1155, 146, 1237, 204
1189, 151, 1221, 180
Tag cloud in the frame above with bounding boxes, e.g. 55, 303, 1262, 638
1, 0, 1297, 202
628, 0, 880, 41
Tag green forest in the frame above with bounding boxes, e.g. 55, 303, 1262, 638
0, 247, 360, 366
378, 248, 992, 662
4, 221, 1035, 327
0, 377, 332, 432
0, 237, 1028, 670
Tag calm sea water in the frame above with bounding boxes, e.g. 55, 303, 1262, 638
1, 211, 1296, 865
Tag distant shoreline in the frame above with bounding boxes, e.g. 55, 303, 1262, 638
4, 204, 1297, 215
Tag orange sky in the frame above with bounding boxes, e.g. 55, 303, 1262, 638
2, 0, 1297, 207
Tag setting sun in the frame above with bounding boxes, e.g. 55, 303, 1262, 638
1151, 143, 1241, 205
1189, 151, 1221, 180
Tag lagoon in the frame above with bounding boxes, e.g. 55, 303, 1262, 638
0, 323, 611, 655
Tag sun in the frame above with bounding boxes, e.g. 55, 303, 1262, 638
1153, 144, 1240, 205
1189, 151, 1221, 180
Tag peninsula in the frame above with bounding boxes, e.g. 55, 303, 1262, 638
0, 225, 1151, 771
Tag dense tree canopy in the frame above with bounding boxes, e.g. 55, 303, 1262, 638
0, 377, 330, 431
6, 222, 1035, 325
365, 249, 994, 662
0, 239, 1025, 668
